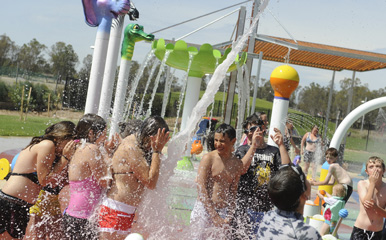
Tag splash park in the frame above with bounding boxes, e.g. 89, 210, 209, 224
3, 0, 386, 240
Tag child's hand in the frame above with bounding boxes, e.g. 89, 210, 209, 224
309, 179, 315, 185
270, 128, 283, 146
104, 133, 121, 155
369, 170, 380, 185
363, 199, 375, 209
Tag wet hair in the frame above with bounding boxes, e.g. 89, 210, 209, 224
26, 121, 76, 150
206, 131, 215, 152
119, 119, 143, 139
325, 148, 339, 158
215, 123, 236, 140
242, 113, 264, 130
333, 184, 346, 198
366, 156, 386, 171
75, 114, 107, 143
268, 164, 308, 212
136, 116, 169, 164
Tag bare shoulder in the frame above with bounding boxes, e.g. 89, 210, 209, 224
36, 140, 55, 152
199, 151, 215, 165
357, 179, 368, 189
231, 155, 243, 167
39, 139, 55, 147
380, 181, 386, 192
113, 136, 142, 163
329, 163, 340, 170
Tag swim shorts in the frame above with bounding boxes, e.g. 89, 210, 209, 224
99, 198, 136, 235
62, 213, 98, 240
29, 189, 61, 217
190, 200, 228, 240
342, 184, 353, 203
350, 226, 382, 240
0, 190, 33, 239
303, 150, 315, 163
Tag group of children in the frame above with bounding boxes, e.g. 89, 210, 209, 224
0, 111, 386, 240
0, 114, 170, 240
190, 112, 386, 240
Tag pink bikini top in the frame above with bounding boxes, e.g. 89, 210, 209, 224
66, 176, 102, 219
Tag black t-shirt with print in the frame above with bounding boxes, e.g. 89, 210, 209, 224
235, 144, 281, 212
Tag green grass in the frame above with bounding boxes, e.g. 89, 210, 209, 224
343, 149, 386, 164
0, 115, 75, 136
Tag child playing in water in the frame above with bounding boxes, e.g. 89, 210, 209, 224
310, 147, 353, 203
63, 114, 119, 240
99, 116, 170, 240
190, 124, 243, 239
350, 156, 386, 240
316, 183, 346, 235
0, 121, 77, 240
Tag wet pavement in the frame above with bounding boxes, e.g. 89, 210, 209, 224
0, 136, 31, 153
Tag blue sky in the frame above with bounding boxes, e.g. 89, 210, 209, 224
1, 0, 386, 91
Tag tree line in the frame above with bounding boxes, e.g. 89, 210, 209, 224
1, 33, 385, 128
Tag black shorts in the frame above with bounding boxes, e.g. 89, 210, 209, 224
350, 226, 382, 240
303, 150, 315, 163
0, 190, 33, 239
343, 185, 353, 203
62, 213, 98, 240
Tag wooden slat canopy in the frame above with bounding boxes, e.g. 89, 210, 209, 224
250, 34, 386, 72
165, 35, 386, 72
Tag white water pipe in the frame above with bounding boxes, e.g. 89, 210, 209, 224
180, 76, 202, 131
330, 97, 386, 150
109, 59, 132, 136
98, 17, 125, 120
84, 18, 112, 114
267, 97, 288, 147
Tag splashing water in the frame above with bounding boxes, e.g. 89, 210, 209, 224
221, 73, 227, 121
135, 1, 270, 239
124, 49, 155, 120
137, 59, 160, 118
146, 50, 171, 118
236, 63, 247, 144
161, 68, 176, 118
172, 53, 194, 136
244, 64, 251, 116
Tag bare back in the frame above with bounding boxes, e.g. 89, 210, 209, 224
354, 180, 386, 231
106, 135, 150, 207
328, 163, 353, 186
2, 141, 55, 204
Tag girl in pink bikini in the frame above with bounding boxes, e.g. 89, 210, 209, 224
63, 114, 119, 240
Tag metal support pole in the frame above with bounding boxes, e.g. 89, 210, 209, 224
251, 51, 263, 113
323, 71, 335, 141
224, 6, 246, 124
342, 71, 356, 146
361, 97, 367, 131
346, 71, 356, 116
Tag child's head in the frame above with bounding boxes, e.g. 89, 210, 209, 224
325, 148, 339, 163
366, 156, 385, 171
242, 113, 264, 131
76, 114, 107, 143
332, 184, 346, 198
119, 119, 143, 139
268, 164, 309, 212
215, 123, 236, 141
